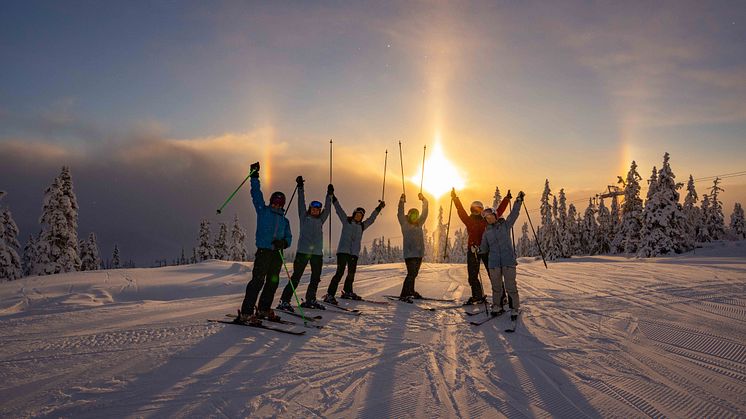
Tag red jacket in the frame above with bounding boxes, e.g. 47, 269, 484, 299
454, 196, 510, 248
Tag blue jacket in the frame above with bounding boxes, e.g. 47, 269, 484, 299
295, 186, 331, 256
334, 199, 380, 257
398, 197, 429, 259
480, 198, 522, 268
251, 178, 292, 250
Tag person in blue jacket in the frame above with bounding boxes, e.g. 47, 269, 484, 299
237, 162, 292, 324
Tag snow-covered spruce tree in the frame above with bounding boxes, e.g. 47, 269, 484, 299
79, 232, 102, 271
37, 174, 81, 274
0, 194, 22, 280
197, 219, 214, 261
730, 203, 745, 239
609, 195, 621, 253
682, 175, 701, 245
434, 206, 447, 261
112, 244, 121, 269
179, 247, 187, 265
658, 153, 690, 252
191, 247, 198, 264
537, 180, 561, 260
517, 222, 533, 257
22, 234, 38, 277
213, 222, 228, 260
492, 186, 502, 210
638, 167, 665, 257
580, 198, 599, 255
705, 178, 726, 240
449, 228, 468, 263
557, 189, 572, 257
613, 161, 644, 254
228, 214, 248, 261
698, 194, 712, 242
359, 246, 370, 265
565, 204, 582, 255
596, 198, 612, 254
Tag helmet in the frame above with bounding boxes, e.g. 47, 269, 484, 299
481, 208, 495, 218
407, 208, 419, 223
353, 207, 366, 217
470, 201, 484, 213
270, 191, 286, 207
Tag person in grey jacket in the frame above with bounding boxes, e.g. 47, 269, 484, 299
276, 177, 332, 312
397, 192, 428, 301
480, 191, 524, 318
323, 188, 385, 304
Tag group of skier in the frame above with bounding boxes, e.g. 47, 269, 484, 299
236, 161, 524, 325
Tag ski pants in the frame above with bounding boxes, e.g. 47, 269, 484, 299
241, 248, 283, 315
487, 266, 519, 310
326, 253, 358, 296
467, 250, 490, 298
400, 257, 423, 297
280, 253, 323, 303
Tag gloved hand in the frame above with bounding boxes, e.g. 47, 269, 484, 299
250, 162, 260, 178
506, 190, 512, 200
272, 239, 288, 250
327, 184, 334, 195
376, 201, 386, 210
517, 191, 525, 201
296, 176, 304, 187
418, 192, 424, 201
400, 193, 406, 202
451, 188, 457, 200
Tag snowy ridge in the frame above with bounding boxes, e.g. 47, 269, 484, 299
1, 241, 745, 418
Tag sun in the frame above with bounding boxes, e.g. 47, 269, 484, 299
411, 141, 465, 199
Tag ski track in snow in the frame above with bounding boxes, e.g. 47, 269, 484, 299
1, 241, 745, 418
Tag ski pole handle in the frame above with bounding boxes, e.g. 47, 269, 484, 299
217, 168, 255, 214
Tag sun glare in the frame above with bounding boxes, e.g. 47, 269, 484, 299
411, 141, 465, 199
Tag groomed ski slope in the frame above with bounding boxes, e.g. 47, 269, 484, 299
1, 241, 745, 418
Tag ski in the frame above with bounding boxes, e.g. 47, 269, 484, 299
383, 294, 456, 303
464, 309, 484, 316
275, 309, 323, 321
342, 298, 389, 305
317, 303, 361, 315
469, 311, 505, 326
225, 313, 323, 329
208, 319, 306, 335
385, 296, 464, 311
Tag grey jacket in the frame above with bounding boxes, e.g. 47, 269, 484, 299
398, 197, 429, 259
334, 199, 381, 257
480, 198, 522, 268
295, 186, 332, 256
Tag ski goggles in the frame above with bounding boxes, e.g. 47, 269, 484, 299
481, 208, 495, 218
309, 201, 323, 209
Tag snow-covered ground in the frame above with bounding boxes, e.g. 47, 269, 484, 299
1, 241, 745, 418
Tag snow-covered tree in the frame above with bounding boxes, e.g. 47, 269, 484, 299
228, 214, 248, 261
729, 203, 745, 239
609, 195, 621, 252
537, 180, 561, 260
37, 171, 81, 275
613, 161, 644, 254
556, 189, 572, 257
682, 175, 701, 245
434, 206, 448, 261
698, 194, 713, 242
191, 247, 198, 264
517, 222, 534, 257
22, 235, 38, 277
0, 193, 22, 280
492, 186, 502, 210
213, 222, 228, 260
449, 228, 468, 263
359, 246, 370, 264
112, 244, 121, 269
580, 198, 599, 255
704, 178, 725, 240
79, 232, 101, 271
596, 198, 612, 254
197, 219, 214, 261
566, 204, 582, 255
179, 247, 187, 265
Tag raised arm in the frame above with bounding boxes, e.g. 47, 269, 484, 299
320, 191, 333, 223
250, 177, 265, 212
297, 179, 306, 220
453, 192, 470, 225
507, 192, 524, 228
363, 201, 384, 229
333, 197, 347, 222
419, 194, 429, 226
397, 195, 406, 225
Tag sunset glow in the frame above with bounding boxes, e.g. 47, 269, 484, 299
411, 141, 465, 199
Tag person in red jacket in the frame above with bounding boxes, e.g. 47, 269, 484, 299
451, 188, 510, 305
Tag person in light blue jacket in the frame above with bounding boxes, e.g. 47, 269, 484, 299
237, 162, 292, 324
480, 191, 524, 317
397, 192, 428, 301
276, 177, 332, 312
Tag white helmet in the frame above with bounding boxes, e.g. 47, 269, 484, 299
470, 201, 484, 211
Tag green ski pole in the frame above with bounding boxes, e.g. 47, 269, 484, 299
279, 249, 308, 325
217, 168, 256, 215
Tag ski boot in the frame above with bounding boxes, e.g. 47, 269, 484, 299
257, 308, 281, 322
276, 300, 294, 312
235, 309, 262, 326
463, 296, 482, 306
301, 299, 326, 310
490, 304, 505, 317
510, 308, 519, 321
399, 295, 414, 303
340, 291, 362, 301
322, 294, 338, 305
411, 291, 423, 300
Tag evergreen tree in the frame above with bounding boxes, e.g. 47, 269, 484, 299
423, 226, 434, 262
537, 180, 561, 260
596, 198, 612, 254
492, 187, 502, 210
0, 194, 22, 280
112, 244, 121, 269
557, 189, 572, 257
730, 203, 745, 239
228, 214, 248, 261
79, 232, 101, 271
197, 219, 214, 261
434, 206, 447, 261
682, 175, 701, 245
698, 194, 713, 242
37, 173, 81, 274
609, 195, 621, 252
22, 234, 38, 277
581, 198, 599, 255
449, 228, 467, 263
191, 247, 198, 264
613, 161, 644, 254
705, 178, 726, 240
566, 204, 582, 255
179, 247, 187, 265
359, 246, 370, 265
213, 222, 229, 260
517, 222, 534, 257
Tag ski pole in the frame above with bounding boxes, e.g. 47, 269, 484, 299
381, 149, 388, 202
419, 145, 426, 195
329, 139, 333, 260
398, 140, 405, 195
284, 185, 298, 215
443, 193, 453, 261
523, 199, 548, 269
216, 168, 255, 214
279, 250, 308, 325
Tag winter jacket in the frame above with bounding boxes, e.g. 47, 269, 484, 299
334, 199, 381, 256
398, 197, 429, 259
296, 186, 331, 256
251, 177, 292, 250
454, 197, 488, 248
480, 197, 522, 268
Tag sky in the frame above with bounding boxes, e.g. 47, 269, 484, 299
1, 1, 745, 265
